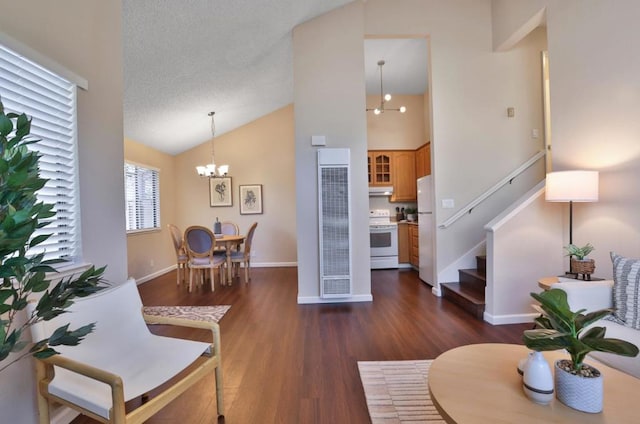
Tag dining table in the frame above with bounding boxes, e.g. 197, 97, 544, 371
215, 234, 245, 283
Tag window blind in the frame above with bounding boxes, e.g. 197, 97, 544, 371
125, 162, 160, 232
0, 44, 80, 262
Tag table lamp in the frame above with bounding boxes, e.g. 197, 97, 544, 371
545, 170, 599, 274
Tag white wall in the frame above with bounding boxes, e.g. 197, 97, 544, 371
0, 1, 125, 422
485, 184, 564, 324
365, 0, 546, 286
293, 2, 372, 302
492, 0, 640, 279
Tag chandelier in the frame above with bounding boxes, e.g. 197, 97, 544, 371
366, 60, 406, 115
196, 111, 229, 178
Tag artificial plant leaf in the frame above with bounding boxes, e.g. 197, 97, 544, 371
584, 337, 640, 357
48, 323, 95, 346
0, 114, 12, 136
576, 309, 615, 331
33, 347, 58, 359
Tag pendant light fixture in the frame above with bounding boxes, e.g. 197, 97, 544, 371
366, 60, 406, 115
195, 111, 229, 178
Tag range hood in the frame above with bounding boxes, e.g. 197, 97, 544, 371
368, 186, 394, 196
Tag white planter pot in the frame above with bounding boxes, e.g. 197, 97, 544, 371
554, 360, 603, 413
522, 351, 554, 405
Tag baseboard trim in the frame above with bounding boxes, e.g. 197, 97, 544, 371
297, 294, 373, 304
483, 311, 538, 325
136, 262, 298, 285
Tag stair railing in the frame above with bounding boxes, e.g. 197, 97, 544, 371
438, 150, 546, 229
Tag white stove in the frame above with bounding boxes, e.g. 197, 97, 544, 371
369, 210, 399, 269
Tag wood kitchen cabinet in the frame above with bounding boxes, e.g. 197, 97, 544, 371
415, 142, 431, 178
409, 224, 419, 267
391, 150, 416, 202
368, 151, 393, 186
397, 223, 410, 263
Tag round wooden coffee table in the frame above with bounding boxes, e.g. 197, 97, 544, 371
428, 343, 640, 423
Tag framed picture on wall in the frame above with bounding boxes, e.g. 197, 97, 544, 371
209, 177, 232, 207
239, 184, 263, 214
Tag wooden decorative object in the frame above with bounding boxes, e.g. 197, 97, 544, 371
571, 258, 595, 280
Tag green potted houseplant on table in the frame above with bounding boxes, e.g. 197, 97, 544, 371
523, 289, 638, 413
565, 243, 595, 279
0, 99, 105, 372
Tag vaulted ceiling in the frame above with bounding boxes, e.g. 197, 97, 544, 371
123, 1, 428, 155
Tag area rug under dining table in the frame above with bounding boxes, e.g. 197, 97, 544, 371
358, 360, 446, 423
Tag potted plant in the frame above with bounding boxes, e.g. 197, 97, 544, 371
0, 99, 105, 372
404, 208, 417, 222
523, 289, 639, 413
565, 243, 595, 279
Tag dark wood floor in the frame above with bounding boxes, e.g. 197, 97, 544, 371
72, 267, 529, 424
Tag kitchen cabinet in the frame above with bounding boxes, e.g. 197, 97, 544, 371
368, 151, 393, 186
397, 223, 410, 263
391, 150, 416, 202
415, 142, 431, 178
409, 224, 419, 267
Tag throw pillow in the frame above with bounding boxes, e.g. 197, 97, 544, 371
610, 252, 640, 330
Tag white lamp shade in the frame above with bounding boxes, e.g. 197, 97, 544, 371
545, 170, 599, 202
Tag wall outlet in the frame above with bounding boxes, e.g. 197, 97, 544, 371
442, 199, 455, 209
149, 259, 155, 268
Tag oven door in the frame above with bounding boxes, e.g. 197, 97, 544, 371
369, 225, 397, 257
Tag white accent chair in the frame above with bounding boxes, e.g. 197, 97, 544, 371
29, 278, 224, 423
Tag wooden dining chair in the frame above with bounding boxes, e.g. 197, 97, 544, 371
184, 226, 226, 292
168, 224, 188, 286
230, 222, 258, 283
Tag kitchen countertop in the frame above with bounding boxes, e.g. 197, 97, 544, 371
396, 220, 418, 225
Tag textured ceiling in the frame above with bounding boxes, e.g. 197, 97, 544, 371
123, 1, 428, 155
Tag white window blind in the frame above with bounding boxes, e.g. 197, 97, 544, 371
0, 44, 80, 263
125, 162, 160, 232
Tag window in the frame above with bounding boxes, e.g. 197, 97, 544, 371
0, 43, 80, 262
125, 162, 160, 232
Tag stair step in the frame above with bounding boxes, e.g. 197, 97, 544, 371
458, 269, 486, 290
440, 282, 485, 320
476, 255, 486, 275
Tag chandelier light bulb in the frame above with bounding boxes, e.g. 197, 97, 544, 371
366, 60, 407, 115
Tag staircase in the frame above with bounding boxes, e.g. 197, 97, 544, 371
440, 255, 486, 320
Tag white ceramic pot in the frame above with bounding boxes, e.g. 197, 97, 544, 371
522, 351, 554, 405
554, 360, 603, 413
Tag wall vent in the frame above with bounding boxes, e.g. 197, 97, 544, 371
317, 148, 352, 298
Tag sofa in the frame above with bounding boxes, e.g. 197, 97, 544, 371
551, 278, 640, 379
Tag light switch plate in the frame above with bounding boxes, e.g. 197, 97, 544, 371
442, 199, 455, 209
311, 135, 326, 146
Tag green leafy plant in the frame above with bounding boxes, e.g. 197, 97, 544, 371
0, 99, 105, 372
564, 243, 595, 260
523, 289, 638, 374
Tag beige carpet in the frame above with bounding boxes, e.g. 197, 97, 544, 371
358, 360, 446, 423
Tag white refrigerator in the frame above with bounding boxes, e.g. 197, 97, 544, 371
417, 176, 434, 286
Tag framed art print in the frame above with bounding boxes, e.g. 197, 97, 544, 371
209, 177, 232, 207
239, 184, 263, 214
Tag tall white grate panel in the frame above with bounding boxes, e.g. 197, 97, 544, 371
318, 149, 352, 298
